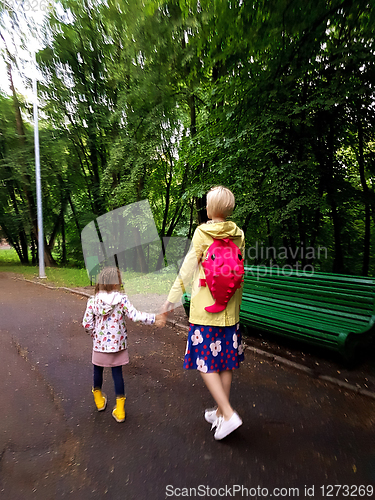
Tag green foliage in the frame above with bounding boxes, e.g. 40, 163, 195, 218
0, 0, 374, 276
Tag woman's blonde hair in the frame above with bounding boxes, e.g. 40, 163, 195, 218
95, 266, 122, 294
206, 186, 235, 218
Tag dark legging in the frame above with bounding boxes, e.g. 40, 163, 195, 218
93, 364, 125, 396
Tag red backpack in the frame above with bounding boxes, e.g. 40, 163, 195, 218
200, 238, 244, 313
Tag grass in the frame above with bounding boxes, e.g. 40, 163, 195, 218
117, 269, 178, 295
0, 249, 92, 287
0, 248, 179, 294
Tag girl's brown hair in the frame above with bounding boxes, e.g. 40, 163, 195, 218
95, 267, 122, 294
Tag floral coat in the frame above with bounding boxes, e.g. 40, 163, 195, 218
82, 291, 155, 353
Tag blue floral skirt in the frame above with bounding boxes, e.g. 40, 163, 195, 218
183, 323, 245, 373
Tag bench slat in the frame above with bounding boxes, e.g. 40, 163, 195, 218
240, 302, 369, 333
241, 292, 373, 319
244, 282, 374, 300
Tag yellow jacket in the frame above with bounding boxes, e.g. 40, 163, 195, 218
167, 221, 245, 326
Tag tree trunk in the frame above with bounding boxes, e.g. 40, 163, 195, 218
185, 199, 195, 255
68, 194, 82, 236
297, 208, 306, 267
309, 177, 324, 264
43, 237, 57, 267
31, 235, 37, 265
266, 218, 275, 265
88, 128, 103, 215
3, 170, 29, 264
325, 118, 344, 273
357, 114, 370, 276
47, 196, 69, 251
0, 223, 23, 263
61, 211, 66, 264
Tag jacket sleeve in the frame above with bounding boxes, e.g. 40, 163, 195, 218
82, 297, 95, 334
122, 297, 155, 325
166, 228, 204, 304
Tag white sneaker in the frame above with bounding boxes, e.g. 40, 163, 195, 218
204, 408, 218, 424
214, 412, 242, 440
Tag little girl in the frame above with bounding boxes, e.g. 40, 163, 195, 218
162, 186, 245, 440
82, 266, 164, 422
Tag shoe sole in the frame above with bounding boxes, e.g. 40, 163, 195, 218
112, 410, 125, 422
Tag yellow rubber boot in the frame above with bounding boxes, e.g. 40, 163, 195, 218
92, 388, 107, 411
112, 396, 126, 422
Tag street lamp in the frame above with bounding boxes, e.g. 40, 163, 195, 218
32, 52, 46, 279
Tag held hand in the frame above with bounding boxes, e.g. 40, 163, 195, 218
155, 301, 174, 328
155, 313, 167, 328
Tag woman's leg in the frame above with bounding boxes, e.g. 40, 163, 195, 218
220, 370, 233, 400
200, 372, 234, 421
93, 364, 104, 389
111, 366, 125, 396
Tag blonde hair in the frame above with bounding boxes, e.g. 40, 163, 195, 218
206, 186, 235, 219
95, 267, 122, 294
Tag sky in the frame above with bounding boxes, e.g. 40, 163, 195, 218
0, 6, 47, 101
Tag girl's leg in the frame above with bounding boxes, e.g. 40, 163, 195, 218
111, 366, 126, 422
200, 372, 234, 421
111, 366, 125, 396
92, 365, 107, 411
93, 364, 104, 389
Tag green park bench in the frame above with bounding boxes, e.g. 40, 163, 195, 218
182, 266, 375, 360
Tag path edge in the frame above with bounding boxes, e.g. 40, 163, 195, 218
18, 276, 375, 401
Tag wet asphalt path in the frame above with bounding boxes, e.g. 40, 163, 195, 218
0, 274, 374, 499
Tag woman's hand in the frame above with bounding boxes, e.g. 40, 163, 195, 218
154, 301, 174, 328
161, 300, 174, 315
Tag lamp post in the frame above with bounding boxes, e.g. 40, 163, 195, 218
32, 52, 46, 279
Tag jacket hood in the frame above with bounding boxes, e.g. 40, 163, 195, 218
198, 221, 243, 240
93, 291, 123, 315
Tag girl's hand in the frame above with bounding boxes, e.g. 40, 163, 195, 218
155, 313, 167, 328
